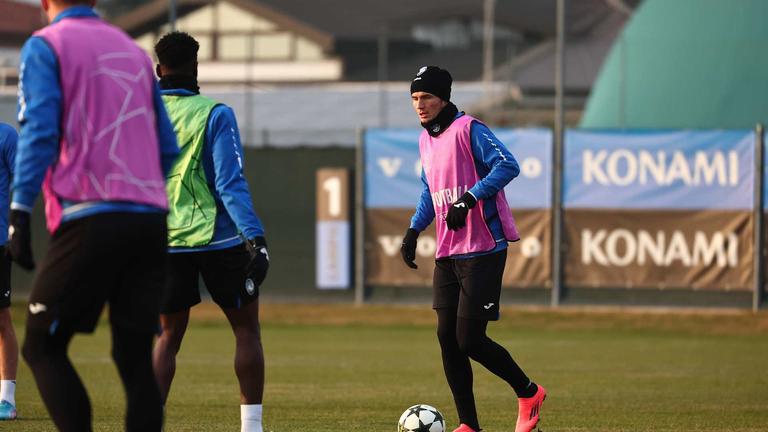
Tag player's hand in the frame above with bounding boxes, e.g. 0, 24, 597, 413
244, 236, 269, 287
8, 209, 35, 271
445, 192, 477, 231
400, 228, 419, 269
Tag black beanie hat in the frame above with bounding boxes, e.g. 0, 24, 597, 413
410, 66, 452, 101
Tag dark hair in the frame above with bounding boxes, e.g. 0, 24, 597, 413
154, 31, 199, 71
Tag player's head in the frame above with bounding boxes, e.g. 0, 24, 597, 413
154, 31, 199, 78
40, 0, 96, 21
410, 66, 452, 124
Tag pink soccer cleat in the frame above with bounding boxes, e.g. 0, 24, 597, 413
452, 424, 479, 432
515, 384, 546, 432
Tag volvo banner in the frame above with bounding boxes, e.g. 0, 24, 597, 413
364, 128, 553, 288
564, 130, 755, 291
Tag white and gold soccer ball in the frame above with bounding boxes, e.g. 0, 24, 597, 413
397, 404, 445, 432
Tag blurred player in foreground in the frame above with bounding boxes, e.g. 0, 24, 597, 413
11, 0, 179, 430
0, 123, 17, 421
400, 66, 546, 432
152, 32, 269, 432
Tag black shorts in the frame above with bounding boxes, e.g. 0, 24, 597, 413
433, 249, 507, 321
26, 212, 167, 334
0, 247, 10, 309
161, 244, 255, 314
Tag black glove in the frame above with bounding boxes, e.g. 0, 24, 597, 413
400, 228, 419, 269
445, 192, 477, 231
8, 209, 35, 270
244, 236, 269, 288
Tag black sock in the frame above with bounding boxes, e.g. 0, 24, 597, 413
518, 382, 538, 399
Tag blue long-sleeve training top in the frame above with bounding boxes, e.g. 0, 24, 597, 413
162, 89, 265, 253
12, 6, 179, 221
0, 124, 16, 246
410, 113, 520, 258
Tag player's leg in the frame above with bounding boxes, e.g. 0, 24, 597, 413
153, 310, 190, 402
201, 245, 264, 432
23, 322, 91, 431
0, 250, 18, 420
108, 212, 167, 432
0, 309, 18, 420
112, 324, 163, 432
21, 218, 107, 432
434, 259, 481, 432
224, 299, 264, 405
455, 317, 534, 395
153, 252, 200, 403
453, 250, 545, 432
222, 299, 265, 432
437, 308, 480, 432
222, 299, 264, 404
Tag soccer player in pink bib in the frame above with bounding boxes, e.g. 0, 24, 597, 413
11, 1, 179, 430
401, 66, 546, 432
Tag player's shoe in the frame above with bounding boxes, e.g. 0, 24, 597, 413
515, 384, 546, 432
452, 424, 479, 432
0, 400, 17, 420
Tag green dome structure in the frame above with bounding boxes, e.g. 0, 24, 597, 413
580, 0, 768, 129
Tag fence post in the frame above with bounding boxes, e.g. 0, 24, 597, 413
551, 0, 566, 307
355, 128, 366, 306
754, 124, 764, 312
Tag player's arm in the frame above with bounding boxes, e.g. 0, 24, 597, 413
2, 125, 17, 181
402, 169, 434, 269
467, 121, 520, 201
151, 81, 179, 177
9, 37, 62, 270
445, 121, 519, 231
208, 105, 268, 284
12, 37, 61, 212
410, 169, 435, 232
208, 105, 264, 239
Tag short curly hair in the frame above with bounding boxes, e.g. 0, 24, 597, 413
154, 31, 199, 71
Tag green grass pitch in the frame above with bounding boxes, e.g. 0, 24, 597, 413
6, 303, 768, 431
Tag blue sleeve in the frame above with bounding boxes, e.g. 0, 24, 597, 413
152, 82, 179, 177
467, 121, 520, 201
12, 37, 62, 212
409, 169, 435, 232
207, 105, 265, 239
2, 126, 16, 180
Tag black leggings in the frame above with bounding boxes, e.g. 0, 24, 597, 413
22, 324, 163, 432
436, 308, 531, 430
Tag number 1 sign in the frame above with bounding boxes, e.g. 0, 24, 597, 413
316, 168, 351, 289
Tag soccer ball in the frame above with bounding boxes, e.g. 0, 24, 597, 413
397, 404, 445, 432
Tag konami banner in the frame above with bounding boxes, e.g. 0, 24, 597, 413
564, 130, 755, 290
364, 128, 552, 288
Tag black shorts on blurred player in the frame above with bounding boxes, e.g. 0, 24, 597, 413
25, 212, 167, 334
161, 243, 255, 314
0, 246, 11, 309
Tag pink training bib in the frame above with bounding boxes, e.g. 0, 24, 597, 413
35, 17, 167, 233
419, 115, 519, 259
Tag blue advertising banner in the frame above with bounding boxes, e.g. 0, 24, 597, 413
365, 128, 552, 209
565, 130, 755, 210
